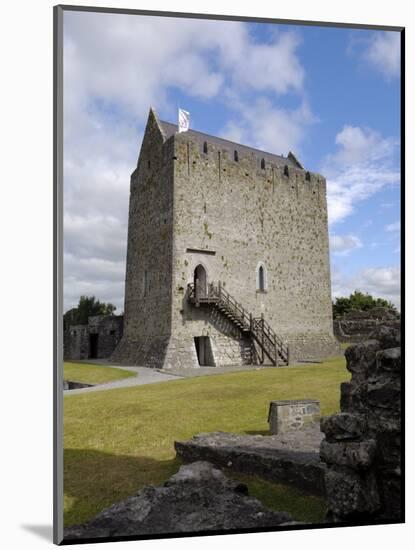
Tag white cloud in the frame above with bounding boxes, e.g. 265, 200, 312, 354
63, 13, 309, 311
385, 221, 400, 232
330, 234, 363, 256
221, 96, 314, 156
331, 265, 401, 309
363, 31, 401, 80
324, 125, 399, 225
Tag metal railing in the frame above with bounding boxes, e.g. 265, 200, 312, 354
187, 281, 289, 365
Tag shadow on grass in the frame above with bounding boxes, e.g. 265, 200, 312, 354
64, 448, 181, 528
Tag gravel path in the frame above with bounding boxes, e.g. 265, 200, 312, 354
64, 361, 290, 396
64, 364, 183, 396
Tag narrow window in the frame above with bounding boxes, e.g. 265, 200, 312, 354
259, 266, 265, 291
234, 150, 239, 162
284, 165, 289, 177
143, 270, 148, 296
147, 160, 151, 169
261, 158, 265, 170
203, 141, 208, 154
256, 263, 267, 292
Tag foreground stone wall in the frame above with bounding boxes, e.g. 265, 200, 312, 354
320, 324, 402, 522
333, 307, 400, 343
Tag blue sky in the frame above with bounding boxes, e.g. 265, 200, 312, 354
63, 12, 401, 311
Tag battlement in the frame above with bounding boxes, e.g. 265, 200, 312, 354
133, 115, 325, 199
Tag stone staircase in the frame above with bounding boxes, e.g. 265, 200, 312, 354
187, 282, 289, 366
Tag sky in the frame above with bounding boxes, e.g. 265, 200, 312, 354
63, 11, 401, 313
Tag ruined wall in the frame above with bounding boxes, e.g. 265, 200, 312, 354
64, 315, 124, 361
334, 307, 400, 343
63, 324, 89, 360
112, 110, 175, 366
320, 324, 402, 522
168, 131, 338, 367
88, 315, 124, 358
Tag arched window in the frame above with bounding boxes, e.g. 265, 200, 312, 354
234, 150, 239, 162
194, 264, 207, 299
261, 158, 266, 170
203, 141, 208, 154
256, 262, 267, 292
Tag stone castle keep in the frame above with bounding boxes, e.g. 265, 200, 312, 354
109, 107, 339, 369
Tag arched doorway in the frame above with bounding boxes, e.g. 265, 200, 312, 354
194, 264, 207, 301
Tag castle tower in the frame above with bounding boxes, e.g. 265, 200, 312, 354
112, 108, 339, 368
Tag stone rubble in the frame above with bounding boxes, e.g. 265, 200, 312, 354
320, 324, 402, 522
64, 461, 296, 541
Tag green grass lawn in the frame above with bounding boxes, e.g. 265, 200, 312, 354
64, 357, 349, 527
64, 362, 136, 385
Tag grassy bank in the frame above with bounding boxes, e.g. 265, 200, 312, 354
64, 362, 136, 385
64, 357, 349, 526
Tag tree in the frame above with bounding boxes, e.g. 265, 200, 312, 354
332, 290, 397, 318
64, 296, 116, 329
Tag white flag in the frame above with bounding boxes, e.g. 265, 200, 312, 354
178, 108, 190, 133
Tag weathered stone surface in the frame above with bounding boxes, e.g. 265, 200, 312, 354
366, 376, 401, 410
320, 439, 376, 469
340, 382, 352, 411
320, 323, 402, 523
175, 427, 326, 495
369, 324, 400, 349
376, 347, 401, 372
268, 399, 320, 434
345, 340, 380, 381
64, 461, 295, 541
324, 468, 380, 519
320, 413, 366, 441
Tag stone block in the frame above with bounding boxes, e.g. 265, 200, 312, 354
376, 347, 401, 373
320, 413, 366, 441
345, 340, 380, 381
324, 468, 380, 520
268, 399, 320, 434
320, 439, 376, 468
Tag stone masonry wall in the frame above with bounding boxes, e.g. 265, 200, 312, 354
169, 129, 338, 367
112, 109, 175, 366
64, 324, 89, 360
114, 108, 339, 368
320, 324, 402, 523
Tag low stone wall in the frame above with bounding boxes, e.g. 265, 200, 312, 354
175, 428, 326, 496
268, 399, 320, 434
319, 324, 402, 522
333, 307, 400, 343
